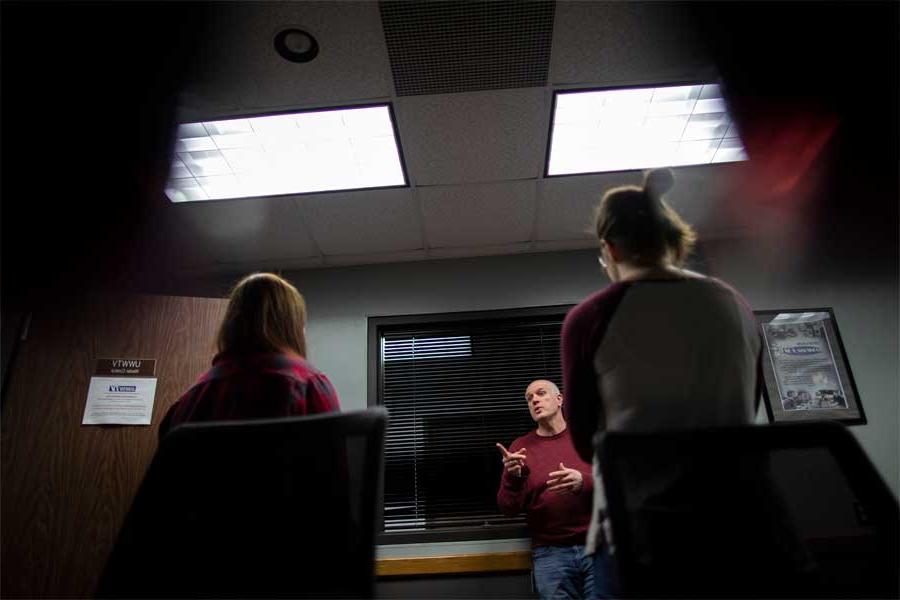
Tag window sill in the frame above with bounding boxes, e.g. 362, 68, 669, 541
376, 537, 531, 577
376, 550, 532, 577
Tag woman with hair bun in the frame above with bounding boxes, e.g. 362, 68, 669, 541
561, 169, 762, 594
158, 272, 340, 440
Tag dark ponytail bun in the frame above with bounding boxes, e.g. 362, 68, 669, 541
594, 167, 696, 267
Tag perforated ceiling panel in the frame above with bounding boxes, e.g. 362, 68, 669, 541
380, 0, 555, 96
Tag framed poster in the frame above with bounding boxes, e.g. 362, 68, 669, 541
755, 308, 865, 425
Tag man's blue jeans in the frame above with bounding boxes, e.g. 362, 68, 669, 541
532, 544, 616, 599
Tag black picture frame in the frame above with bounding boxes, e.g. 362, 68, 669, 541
754, 308, 866, 425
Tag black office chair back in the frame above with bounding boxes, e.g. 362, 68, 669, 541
97, 408, 387, 599
598, 422, 899, 599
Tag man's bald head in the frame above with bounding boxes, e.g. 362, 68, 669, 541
524, 379, 563, 424
526, 379, 560, 397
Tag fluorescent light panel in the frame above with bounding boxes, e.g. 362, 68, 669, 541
547, 84, 748, 176
165, 105, 406, 202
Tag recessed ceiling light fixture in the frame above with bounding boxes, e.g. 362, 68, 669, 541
546, 83, 748, 176
274, 28, 319, 63
165, 104, 407, 202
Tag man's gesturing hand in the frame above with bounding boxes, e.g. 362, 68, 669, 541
496, 443, 528, 478
546, 462, 583, 495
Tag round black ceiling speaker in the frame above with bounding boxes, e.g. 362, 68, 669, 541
274, 28, 319, 63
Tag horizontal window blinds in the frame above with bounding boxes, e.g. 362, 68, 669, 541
379, 316, 564, 532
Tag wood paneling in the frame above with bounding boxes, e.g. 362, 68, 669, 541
376, 551, 532, 577
1, 293, 227, 598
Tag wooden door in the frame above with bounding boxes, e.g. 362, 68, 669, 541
1, 293, 227, 598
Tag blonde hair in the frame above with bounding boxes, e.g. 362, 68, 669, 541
593, 168, 697, 267
216, 273, 307, 357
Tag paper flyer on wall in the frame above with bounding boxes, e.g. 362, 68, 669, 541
761, 312, 847, 412
82, 359, 157, 425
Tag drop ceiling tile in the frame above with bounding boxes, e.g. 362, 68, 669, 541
428, 242, 532, 260
180, 2, 393, 116
549, 2, 712, 86
256, 257, 325, 271
176, 87, 246, 123
380, 1, 555, 96
323, 249, 428, 267
395, 89, 549, 185
238, 2, 394, 108
172, 196, 319, 264
298, 188, 422, 255
538, 172, 642, 241
420, 181, 536, 248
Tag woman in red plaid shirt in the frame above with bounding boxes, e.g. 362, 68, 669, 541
159, 273, 341, 440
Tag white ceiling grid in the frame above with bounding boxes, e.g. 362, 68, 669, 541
167, 1, 747, 275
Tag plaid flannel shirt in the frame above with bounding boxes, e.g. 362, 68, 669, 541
159, 352, 340, 441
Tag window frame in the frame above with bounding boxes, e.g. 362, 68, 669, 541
367, 304, 575, 545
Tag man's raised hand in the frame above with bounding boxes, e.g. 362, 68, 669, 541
496, 443, 527, 478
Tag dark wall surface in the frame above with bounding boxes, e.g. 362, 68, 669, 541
0, 2, 210, 310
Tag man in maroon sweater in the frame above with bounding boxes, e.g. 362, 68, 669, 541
496, 379, 606, 599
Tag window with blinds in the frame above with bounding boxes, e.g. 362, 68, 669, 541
369, 306, 570, 541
